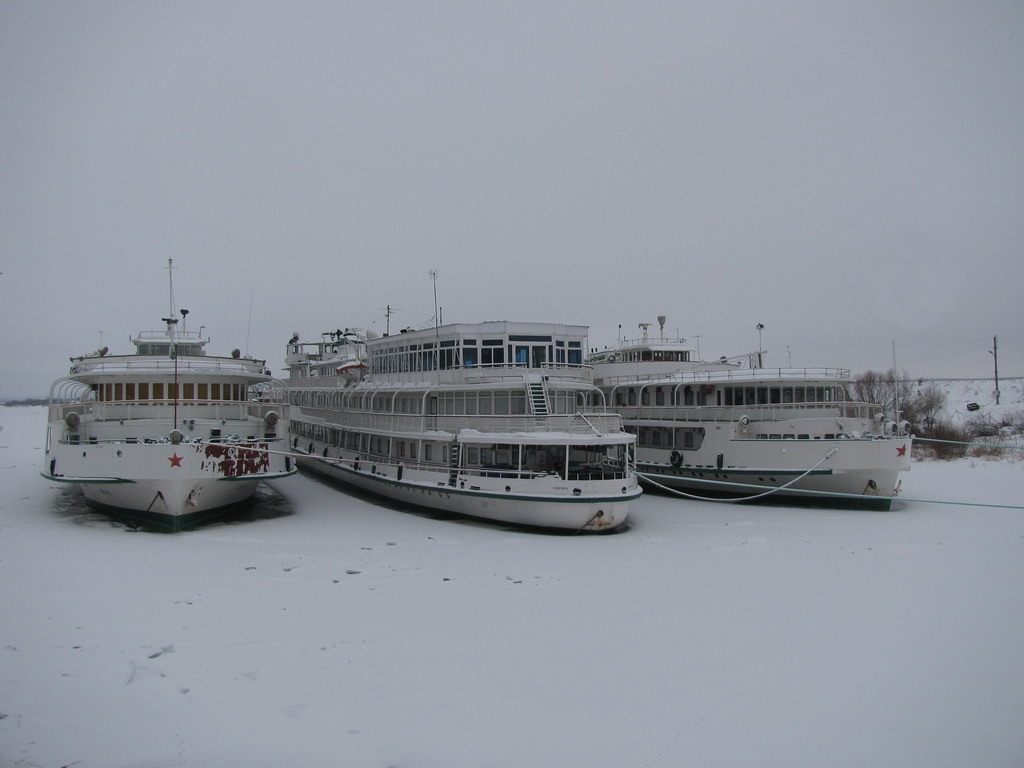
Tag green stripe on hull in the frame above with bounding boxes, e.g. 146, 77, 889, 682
41, 473, 135, 485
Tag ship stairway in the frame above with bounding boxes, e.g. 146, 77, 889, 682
448, 442, 460, 487
528, 380, 549, 416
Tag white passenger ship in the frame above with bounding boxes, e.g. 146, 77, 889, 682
42, 271, 295, 531
589, 319, 912, 509
284, 321, 640, 532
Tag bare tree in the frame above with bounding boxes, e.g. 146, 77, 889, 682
905, 382, 946, 432
852, 369, 915, 418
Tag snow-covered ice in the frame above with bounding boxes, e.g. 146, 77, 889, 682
2, 405, 1023, 767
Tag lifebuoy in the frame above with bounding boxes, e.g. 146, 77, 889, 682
670, 450, 682, 467
700, 384, 714, 395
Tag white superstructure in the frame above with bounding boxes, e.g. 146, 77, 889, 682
590, 319, 912, 509
285, 321, 639, 532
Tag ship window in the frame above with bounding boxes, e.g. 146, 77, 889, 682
494, 392, 508, 414
138, 383, 149, 400
197, 383, 208, 400
125, 383, 135, 400
511, 392, 526, 414
641, 389, 650, 406
114, 383, 123, 401
152, 383, 164, 400
770, 387, 781, 404
209, 383, 220, 400
182, 383, 194, 401
794, 387, 805, 402
627, 389, 637, 406
481, 347, 504, 366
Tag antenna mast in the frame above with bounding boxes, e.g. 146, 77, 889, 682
429, 269, 439, 334
167, 259, 176, 323
992, 335, 1000, 405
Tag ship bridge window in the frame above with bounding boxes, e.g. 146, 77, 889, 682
481, 344, 504, 367
568, 342, 581, 366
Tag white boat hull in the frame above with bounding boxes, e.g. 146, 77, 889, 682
296, 448, 636, 532
637, 436, 911, 509
44, 438, 296, 531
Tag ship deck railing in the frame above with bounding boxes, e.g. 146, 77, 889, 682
614, 402, 882, 423
48, 400, 288, 424
52, 433, 292, 447
600, 366, 852, 387
287, 363, 595, 388
294, 409, 623, 436
316, 453, 630, 482
69, 356, 268, 376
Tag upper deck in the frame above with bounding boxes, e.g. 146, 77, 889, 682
288, 321, 594, 387
66, 321, 270, 381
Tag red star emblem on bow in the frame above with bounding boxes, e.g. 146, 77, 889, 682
169, 453, 184, 467
896, 444, 907, 457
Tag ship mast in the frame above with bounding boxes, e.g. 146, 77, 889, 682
165, 258, 180, 426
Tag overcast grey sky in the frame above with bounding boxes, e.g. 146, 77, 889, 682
3, 1, 1022, 398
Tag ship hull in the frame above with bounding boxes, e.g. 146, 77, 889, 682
43, 439, 295, 531
637, 436, 911, 510
296, 450, 636, 532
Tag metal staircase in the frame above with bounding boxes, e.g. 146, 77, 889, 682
528, 380, 549, 416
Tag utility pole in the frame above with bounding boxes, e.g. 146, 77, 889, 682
991, 335, 1000, 405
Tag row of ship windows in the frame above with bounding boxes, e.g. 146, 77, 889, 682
93, 381, 249, 402
628, 426, 706, 450
292, 421, 627, 473
615, 384, 845, 407
288, 389, 586, 416
369, 341, 584, 374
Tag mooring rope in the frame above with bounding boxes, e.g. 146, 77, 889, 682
640, 448, 838, 503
